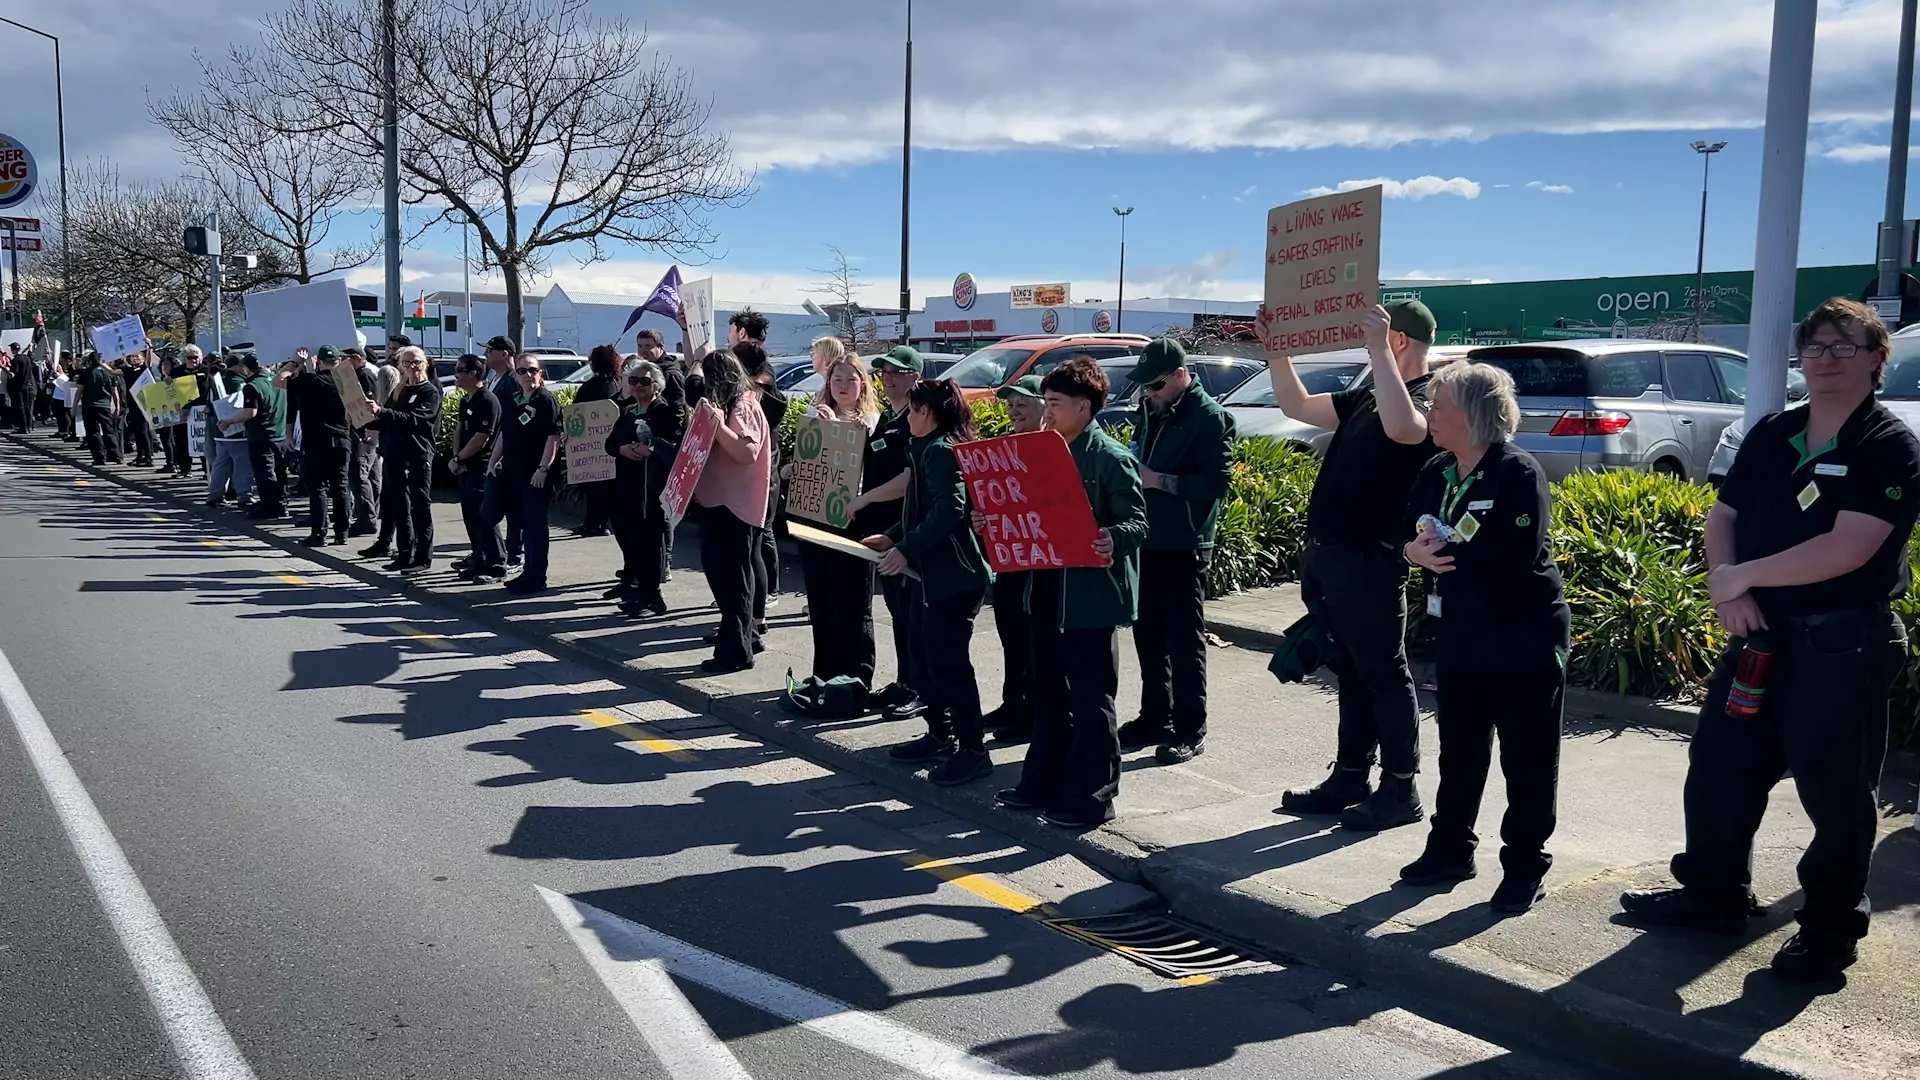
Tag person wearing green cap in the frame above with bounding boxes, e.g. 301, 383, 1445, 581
1263, 298, 1440, 833
848, 344, 933, 723
285, 346, 355, 546
1116, 337, 1236, 764
982, 374, 1047, 741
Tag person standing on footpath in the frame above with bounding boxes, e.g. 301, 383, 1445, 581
982, 375, 1046, 742
734, 338, 787, 634
447, 355, 506, 582
341, 348, 382, 537
361, 346, 442, 573
361, 341, 407, 549
691, 348, 772, 673
1398, 362, 1569, 916
846, 346, 930, 723
119, 349, 158, 467
998, 358, 1148, 829
634, 328, 687, 427
793, 351, 882, 688
1116, 338, 1237, 765
569, 345, 621, 539
163, 347, 207, 476
1622, 299, 1920, 982
80, 351, 123, 466
481, 335, 525, 570
606, 357, 681, 617
1266, 299, 1440, 832
864, 379, 995, 785
220, 353, 287, 520
203, 358, 253, 507
286, 346, 355, 547
487, 353, 564, 594
9, 341, 38, 435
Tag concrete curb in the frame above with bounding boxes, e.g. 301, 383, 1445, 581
0, 433, 1854, 1080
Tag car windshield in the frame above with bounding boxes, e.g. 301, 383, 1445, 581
1881, 337, 1920, 400
942, 347, 1037, 389
1223, 363, 1362, 406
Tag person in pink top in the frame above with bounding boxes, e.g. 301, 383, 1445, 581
692, 347, 771, 673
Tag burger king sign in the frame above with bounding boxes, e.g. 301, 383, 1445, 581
952, 272, 977, 312
0, 135, 37, 211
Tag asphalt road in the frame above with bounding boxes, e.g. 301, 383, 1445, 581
0, 446, 1600, 1080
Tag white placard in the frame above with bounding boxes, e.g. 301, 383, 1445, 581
187, 407, 207, 458
242, 278, 359, 369
683, 277, 715, 356
90, 316, 146, 360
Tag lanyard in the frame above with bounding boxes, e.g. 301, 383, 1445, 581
1439, 464, 1476, 522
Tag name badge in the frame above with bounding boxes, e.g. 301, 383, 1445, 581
1454, 512, 1481, 542
1426, 594, 1442, 617
1467, 500, 1494, 511
871, 437, 888, 452
1814, 463, 1848, 477
1797, 480, 1821, 511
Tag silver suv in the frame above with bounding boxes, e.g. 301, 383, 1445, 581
1466, 340, 1760, 482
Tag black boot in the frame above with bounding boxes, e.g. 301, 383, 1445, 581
1339, 772, 1425, 832
1278, 763, 1374, 815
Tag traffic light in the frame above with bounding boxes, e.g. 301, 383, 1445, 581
183, 226, 221, 257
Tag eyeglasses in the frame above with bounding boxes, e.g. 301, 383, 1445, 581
1799, 342, 1868, 359
515, 366, 541, 375
402, 360, 427, 368
1145, 377, 1171, 392
626, 375, 655, 385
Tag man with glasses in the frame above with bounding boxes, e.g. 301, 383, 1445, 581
1623, 298, 1920, 982
447, 354, 506, 581
482, 335, 525, 569
361, 346, 442, 573
1116, 338, 1236, 765
487, 353, 564, 594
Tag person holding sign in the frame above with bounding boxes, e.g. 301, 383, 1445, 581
1266, 299, 1440, 833
792, 353, 882, 689
362, 346, 443, 573
982, 375, 1046, 742
861, 380, 995, 785
220, 354, 288, 520
80, 352, 122, 465
691, 348, 771, 673
1398, 363, 1569, 916
846, 346, 930, 724
284, 347, 352, 547
1118, 338, 1237, 766
998, 358, 1147, 829
570, 345, 622, 539
606, 357, 683, 617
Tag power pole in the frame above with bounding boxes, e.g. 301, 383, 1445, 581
1876, 0, 1918, 323
208, 210, 224, 354
897, 0, 912, 345
1745, 0, 1818, 424
380, 0, 403, 346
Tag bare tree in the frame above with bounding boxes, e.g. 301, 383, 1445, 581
804, 245, 891, 349
228, 0, 752, 345
148, 78, 378, 284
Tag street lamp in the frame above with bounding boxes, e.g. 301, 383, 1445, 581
1113, 206, 1133, 333
0, 17, 73, 351
1691, 140, 1728, 335
898, 0, 913, 344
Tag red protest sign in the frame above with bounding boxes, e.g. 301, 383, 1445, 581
954, 431, 1103, 572
660, 402, 719, 526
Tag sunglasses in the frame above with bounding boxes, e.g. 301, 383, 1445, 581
515, 366, 542, 375
626, 375, 655, 385
1145, 377, 1171, 392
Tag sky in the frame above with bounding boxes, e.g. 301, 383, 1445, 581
3, 0, 1919, 308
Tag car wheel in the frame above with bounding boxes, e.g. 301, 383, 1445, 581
1651, 457, 1684, 479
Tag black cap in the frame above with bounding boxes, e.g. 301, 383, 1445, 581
484, 335, 517, 353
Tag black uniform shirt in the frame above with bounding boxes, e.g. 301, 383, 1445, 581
853, 406, 912, 536
456, 388, 501, 464
499, 386, 562, 479
370, 380, 442, 458
1719, 397, 1920, 616
287, 370, 350, 446
1307, 375, 1438, 548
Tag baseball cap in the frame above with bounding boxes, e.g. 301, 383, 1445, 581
875, 345, 923, 373
996, 375, 1043, 401
484, 335, 517, 353
1385, 300, 1437, 344
1123, 338, 1187, 384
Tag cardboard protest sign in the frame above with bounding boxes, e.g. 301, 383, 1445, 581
659, 401, 719, 526
90, 316, 146, 360
682, 277, 716, 356
954, 431, 1104, 572
244, 279, 360, 369
786, 412, 866, 530
187, 407, 208, 458
787, 520, 920, 580
1262, 185, 1382, 358
562, 399, 621, 484
331, 358, 378, 429
137, 375, 199, 428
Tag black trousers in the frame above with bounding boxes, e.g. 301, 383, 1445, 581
580, 479, 614, 533
381, 448, 434, 562
752, 526, 778, 621
124, 405, 155, 462
459, 467, 505, 571
800, 539, 876, 686
167, 422, 194, 474
611, 490, 669, 608
53, 400, 70, 438
1427, 653, 1565, 879
302, 441, 352, 539
1674, 610, 1905, 942
699, 504, 758, 666
1302, 539, 1421, 776
1132, 548, 1211, 741
350, 435, 380, 529
84, 407, 121, 464
13, 390, 34, 432
246, 436, 284, 511
908, 582, 985, 748
1017, 571, 1122, 819
990, 570, 1032, 719
879, 572, 922, 700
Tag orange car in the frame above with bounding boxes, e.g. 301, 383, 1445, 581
939, 334, 1153, 404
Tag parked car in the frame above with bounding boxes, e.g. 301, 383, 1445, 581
941, 334, 1151, 403
1222, 347, 1475, 455
1708, 351, 1879, 486
1097, 354, 1265, 427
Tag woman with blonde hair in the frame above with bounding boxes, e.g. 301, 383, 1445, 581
810, 335, 847, 377
789, 354, 883, 691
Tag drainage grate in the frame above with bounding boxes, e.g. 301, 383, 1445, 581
1041, 912, 1272, 979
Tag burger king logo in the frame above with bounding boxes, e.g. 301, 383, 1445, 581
1040, 309, 1058, 334
1093, 310, 1113, 333
0, 135, 36, 211
952, 272, 977, 312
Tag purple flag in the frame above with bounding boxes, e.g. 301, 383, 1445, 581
622, 266, 683, 336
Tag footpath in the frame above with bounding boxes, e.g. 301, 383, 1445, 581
10, 428, 1919, 1080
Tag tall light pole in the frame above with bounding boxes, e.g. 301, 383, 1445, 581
1745, 0, 1818, 424
897, 0, 913, 345
1875, 0, 1918, 319
1690, 140, 1728, 337
1113, 206, 1133, 333
0, 17, 72, 351
380, 0, 403, 345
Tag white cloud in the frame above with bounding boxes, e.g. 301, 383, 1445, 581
1233, 185, 1258, 202
1302, 176, 1481, 201
1526, 181, 1576, 194
1822, 143, 1920, 163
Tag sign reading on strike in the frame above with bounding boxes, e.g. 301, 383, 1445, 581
787, 412, 866, 529
954, 431, 1103, 572
1262, 185, 1382, 358
659, 401, 720, 526
562, 400, 621, 484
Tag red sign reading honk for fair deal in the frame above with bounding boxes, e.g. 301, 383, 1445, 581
955, 431, 1104, 573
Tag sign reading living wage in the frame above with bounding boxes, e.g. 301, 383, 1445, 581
954, 431, 1103, 573
1262, 185, 1382, 359
660, 402, 720, 527
562, 399, 621, 485
786, 413, 866, 530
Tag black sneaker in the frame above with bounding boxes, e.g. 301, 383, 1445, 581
1279, 764, 1374, 816
506, 554, 524, 569
400, 560, 433, 576
602, 582, 632, 600
1155, 738, 1205, 765
359, 543, 392, 559
888, 733, 956, 763
383, 557, 412, 572
1339, 773, 1424, 832
928, 749, 993, 786
1769, 930, 1857, 982
881, 697, 928, 723
1043, 805, 1115, 830
451, 556, 476, 572
1399, 852, 1477, 886
297, 534, 329, 548
996, 788, 1043, 810
991, 721, 1034, 744
503, 576, 549, 595
1117, 716, 1170, 753
1491, 873, 1548, 915
1618, 887, 1753, 936
699, 656, 754, 675
348, 521, 377, 537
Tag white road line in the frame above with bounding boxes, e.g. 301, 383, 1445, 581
538, 888, 754, 1080
0, 646, 257, 1080
539, 887, 1028, 1080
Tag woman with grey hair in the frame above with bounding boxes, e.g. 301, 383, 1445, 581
1399, 361, 1570, 915
605, 354, 682, 616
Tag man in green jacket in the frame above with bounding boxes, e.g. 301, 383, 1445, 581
218, 353, 288, 519
1118, 338, 1237, 764
999, 357, 1148, 829
80, 352, 124, 466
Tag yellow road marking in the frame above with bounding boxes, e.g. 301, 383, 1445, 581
201, 539, 222, 548
1176, 974, 1216, 987
893, 850, 1043, 914
73, 479, 89, 486
581, 709, 696, 762
149, 515, 168, 523
43, 465, 58, 472
392, 622, 456, 651
277, 574, 306, 585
